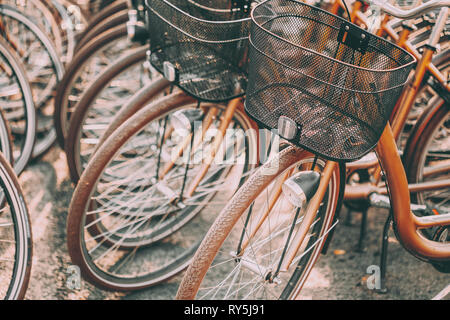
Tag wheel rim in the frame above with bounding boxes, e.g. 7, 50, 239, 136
195, 157, 339, 300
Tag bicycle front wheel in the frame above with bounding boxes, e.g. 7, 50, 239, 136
53, 24, 132, 147
0, 37, 36, 175
0, 151, 32, 299
67, 92, 258, 291
177, 146, 345, 300
64, 46, 155, 183
0, 4, 64, 159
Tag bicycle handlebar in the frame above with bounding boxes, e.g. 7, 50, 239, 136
370, 0, 450, 19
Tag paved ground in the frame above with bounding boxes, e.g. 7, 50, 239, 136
20, 146, 449, 300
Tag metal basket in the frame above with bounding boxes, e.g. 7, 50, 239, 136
244, 0, 416, 162
145, 0, 252, 102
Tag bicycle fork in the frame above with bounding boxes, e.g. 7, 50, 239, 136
153, 97, 242, 205
232, 160, 338, 284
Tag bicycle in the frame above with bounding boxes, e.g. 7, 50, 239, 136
176, 0, 450, 300
63, 0, 448, 256
54, 1, 144, 147
324, 0, 450, 255
335, 0, 450, 266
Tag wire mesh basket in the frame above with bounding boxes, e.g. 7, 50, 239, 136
145, 0, 252, 102
244, 0, 416, 162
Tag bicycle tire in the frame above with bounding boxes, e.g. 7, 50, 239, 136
404, 98, 449, 206
403, 50, 450, 206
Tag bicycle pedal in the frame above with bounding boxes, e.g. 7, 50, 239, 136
282, 171, 320, 208
369, 194, 391, 209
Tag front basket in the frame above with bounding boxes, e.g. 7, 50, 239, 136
244, 0, 416, 161
145, 0, 252, 102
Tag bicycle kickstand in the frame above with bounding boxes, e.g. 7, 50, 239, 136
376, 213, 392, 294
357, 210, 368, 253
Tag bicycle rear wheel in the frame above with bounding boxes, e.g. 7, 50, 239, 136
404, 51, 450, 209
406, 99, 449, 210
